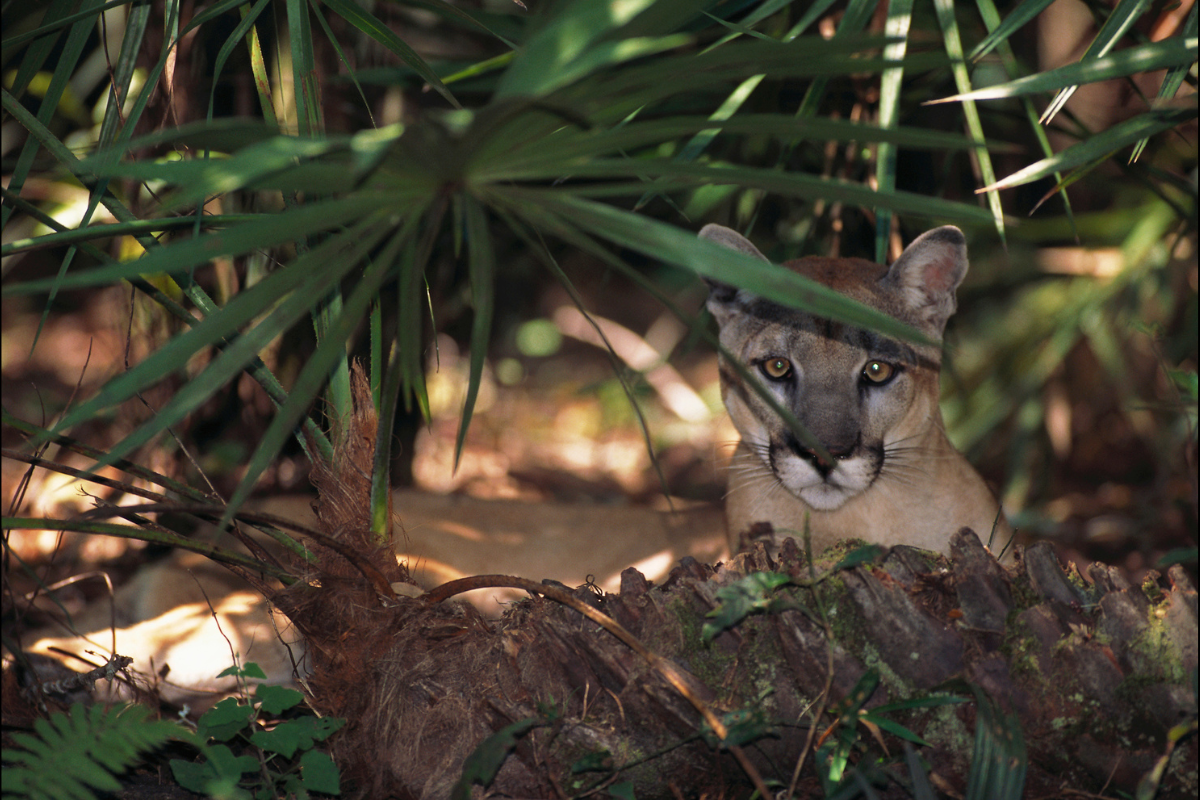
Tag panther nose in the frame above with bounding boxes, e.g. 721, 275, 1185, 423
787, 434, 856, 476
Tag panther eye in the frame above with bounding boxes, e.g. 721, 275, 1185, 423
760, 358, 792, 380
862, 360, 896, 384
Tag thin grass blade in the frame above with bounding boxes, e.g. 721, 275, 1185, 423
933, 0, 1006, 246
310, 1, 378, 127
930, 37, 1198, 105
704, 0, 798, 49
968, 0, 1055, 62
321, 0, 460, 109
783, 0, 841, 40
1042, 0, 1154, 124
790, 0, 877, 124
454, 197, 496, 471
981, 105, 1195, 192
184, 0, 248, 30
973, 0, 1078, 232
396, 204, 447, 420
494, 195, 835, 464
495, 206, 677, 500
531, 192, 933, 345
634, 75, 761, 209
240, 3, 279, 125
286, 0, 322, 134
1132, 4, 1198, 161
875, 0, 914, 262
221, 229, 401, 530
208, 0, 271, 120
369, 215, 425, 538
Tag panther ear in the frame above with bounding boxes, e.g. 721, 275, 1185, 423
883, 226, 968, 335
699, 224, 769, 261
699, 224, 768, 322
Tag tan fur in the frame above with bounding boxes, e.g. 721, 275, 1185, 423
701, 224, 1011, 557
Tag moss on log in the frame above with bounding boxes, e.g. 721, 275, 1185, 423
278, 527, 1197, 799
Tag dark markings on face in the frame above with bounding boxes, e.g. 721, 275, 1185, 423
718, 363, 759, 411
734, 300, 925, 369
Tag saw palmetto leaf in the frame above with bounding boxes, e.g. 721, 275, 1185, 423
221, 215, 408, 528
1132, 3, 1197, 162
496, 0, 689, 98
29, 214, 389, 460
979, 105, 1195, 192
1041, 0, 1154, 125
968, 0, 1055, 62
477, 115, 1008, 180
454, 197, 496, 472
930, 37, 1198, 105
970, 0, 1077, 231
323, 0, 460, 109
932, 0, 1006, 246
875, 0, 915, 262
522, 191, 933, 346
6, 194, 387, 295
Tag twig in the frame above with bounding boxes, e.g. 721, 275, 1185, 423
75, 503, 397, 601
3, 517, 293, 582
36, 653, 133, 698
2, 448, 173, 505
788, 522, 834, 798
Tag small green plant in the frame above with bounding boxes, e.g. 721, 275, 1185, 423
702, 544, 884, 640
701, 559, 1029, 800
2, 701, 199, 800
169, 663, 346, 800
451, 716, 543, 800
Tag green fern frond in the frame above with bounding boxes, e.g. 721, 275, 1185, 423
1, 703, 198, 800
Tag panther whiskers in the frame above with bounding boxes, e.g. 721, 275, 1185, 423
699, 223, 1012, 557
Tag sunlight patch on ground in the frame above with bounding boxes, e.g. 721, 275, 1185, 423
410, 331, 725, 503
620, 550, 676, 589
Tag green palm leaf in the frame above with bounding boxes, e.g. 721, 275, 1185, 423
980, 105, 1195, 192
1042, 0, 1154, 124
929, 37, 1198, 105
527, 192, 932, 345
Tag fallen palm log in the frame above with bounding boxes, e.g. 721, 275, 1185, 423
277, 505, 1197, 798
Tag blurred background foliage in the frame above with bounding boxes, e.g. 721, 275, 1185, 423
1, 0, 1196, 569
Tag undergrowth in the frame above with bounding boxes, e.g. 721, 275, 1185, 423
2, 662, 345, 800
2, 701, 198, 800
169, 662, 345, 800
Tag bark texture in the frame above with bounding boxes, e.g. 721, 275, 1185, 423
278, 527, 1198, 799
